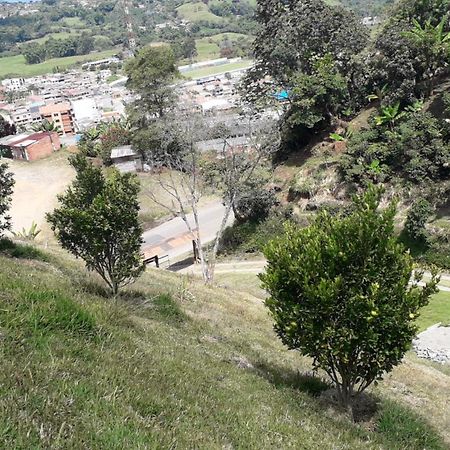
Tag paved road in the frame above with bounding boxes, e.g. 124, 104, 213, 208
142, 201, 233, 262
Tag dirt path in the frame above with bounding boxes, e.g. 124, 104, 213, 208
6, 152, 74, 240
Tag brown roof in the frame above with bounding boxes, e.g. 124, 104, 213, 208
39, 102, 72, 115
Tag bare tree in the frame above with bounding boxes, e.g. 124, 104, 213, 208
144, 106, 279, 283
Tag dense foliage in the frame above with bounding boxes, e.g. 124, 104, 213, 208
125, 45, 179, 122
340, 109, 450, 192
0, 163, 15, 237
47, 155, 144, 295
260, 186, 438, 409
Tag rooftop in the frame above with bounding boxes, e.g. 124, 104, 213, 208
39, 102, 72, 115
0, 132, 51, 148
111, 145, 137, 159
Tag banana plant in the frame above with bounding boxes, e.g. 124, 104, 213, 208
12, 221, 41, 241
375, 102, 406, 129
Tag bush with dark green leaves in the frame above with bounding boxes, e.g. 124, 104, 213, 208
47, 155, 145, 295
0, 162, 14, 237
404, 198, 434, 241
340, 111, 450, 188
260, 186, 438, 410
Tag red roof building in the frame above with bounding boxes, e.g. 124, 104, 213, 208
0, 131, 61, 161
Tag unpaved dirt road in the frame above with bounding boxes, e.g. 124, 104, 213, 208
5, 152, 74, 239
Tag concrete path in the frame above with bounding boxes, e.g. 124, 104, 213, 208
142, 201, 233, 261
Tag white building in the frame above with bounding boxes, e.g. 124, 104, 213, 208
1, 78, 26, 92
71, 98, 101, 131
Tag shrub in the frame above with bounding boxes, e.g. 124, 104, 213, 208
47, 155, 145, 296
260, 186, 438, 410
0, 162, 14, 237
404, 198, 434, 241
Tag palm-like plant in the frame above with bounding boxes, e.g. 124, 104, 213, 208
403, 17, 450, 95
32, 119, 61, 151
374, 102, 406, 129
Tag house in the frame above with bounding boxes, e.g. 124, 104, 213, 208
110, 145, 142, 173
39, 102, 75, 135
0, 132, 61, 161
71, 98, 101, 131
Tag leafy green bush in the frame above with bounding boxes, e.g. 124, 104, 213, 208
260, 186, 438, 409
404, 198, 434, 241
340, 111, 450, 188
219, 206, 297, 255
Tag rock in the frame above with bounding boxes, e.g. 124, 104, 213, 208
230, 356, 254, 370
413, 325, 450, 364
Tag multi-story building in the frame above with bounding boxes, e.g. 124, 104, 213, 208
1, 78, 26, 92
39, 102, 75, 135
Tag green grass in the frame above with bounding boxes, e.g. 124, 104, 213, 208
176, 2, 224, 23
28, 31, 79, 44
0, 237, 49, 262
183, 59, 253, 79
194, 33, 253, 61
416, 290, 450, 331
0, 248, 448, 448
0, 49, 118, 79
61, 17, 86, 28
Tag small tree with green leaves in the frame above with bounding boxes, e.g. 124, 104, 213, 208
47, 155, 145, 295
404, 198, 434, 242
260, 186, 438, 411
0, 163, 15, 237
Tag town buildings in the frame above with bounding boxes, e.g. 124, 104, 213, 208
39, 103, 75, 135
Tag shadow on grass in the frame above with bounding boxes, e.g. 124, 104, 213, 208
253, 360, 331, 397
254, 360, 446, 448
0, 237, 49, 262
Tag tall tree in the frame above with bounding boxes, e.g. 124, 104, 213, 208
260, 186, 438, 411
0, 116, 16, 138
0, 163, 15, 238
47, 155, 145, 295
143, 107, 278, 283
125, 45, 179, 124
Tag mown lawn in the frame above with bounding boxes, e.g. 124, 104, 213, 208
0, 245, 448, 448
0, 49, 118, 79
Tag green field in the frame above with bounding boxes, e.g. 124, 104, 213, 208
0, 49, 118, 79
195, 33, 252, 61
177, 2, 224, 23
29, 31, 80, 44
61, 17, 86, 28
417, 290, 450, 331
183, 59, 253, 79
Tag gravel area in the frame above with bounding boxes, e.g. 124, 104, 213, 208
413, 324, 450, 364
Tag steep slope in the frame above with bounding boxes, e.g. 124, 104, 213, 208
0, 246, 448, 449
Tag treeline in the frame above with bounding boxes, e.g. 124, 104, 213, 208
22, 34, 95, 64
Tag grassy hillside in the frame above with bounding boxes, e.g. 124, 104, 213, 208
176, 2, 224, 23
195, 33, 253, 60
0, 49, 118, 79
0, 243, 448, 448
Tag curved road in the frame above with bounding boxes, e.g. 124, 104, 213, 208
142, 201, 232, 262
